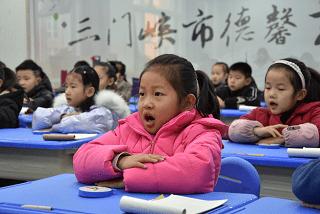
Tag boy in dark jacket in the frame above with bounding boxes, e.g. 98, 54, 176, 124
16, 60, 53, 111
215, 62, 261, 109
0, 66, 24, 128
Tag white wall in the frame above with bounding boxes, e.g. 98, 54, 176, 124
0, 0, 29, 70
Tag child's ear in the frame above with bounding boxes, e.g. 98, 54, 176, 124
0, 79, 3, 88
245, 77, 252, 86
297, 89, 307, 101
181, 94, 196, 112
86, 86, 95, 98
36, 77, 42, 85
108, 77, 115, 86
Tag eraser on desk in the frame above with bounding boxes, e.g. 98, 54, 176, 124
79, 186, 113, 198
258, 143, 280, 149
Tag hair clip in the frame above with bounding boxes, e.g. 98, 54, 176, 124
83, 71, 86, 74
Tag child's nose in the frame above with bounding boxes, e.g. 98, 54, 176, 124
143, 97, 154, 109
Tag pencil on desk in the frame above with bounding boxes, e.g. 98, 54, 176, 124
21, 205, 52, 210
228, 153, 264, 156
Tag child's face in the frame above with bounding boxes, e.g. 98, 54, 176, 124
265, 68, 299, 115
17, 69, 41, 93
138, 70, 182, 135
228, 70, 250, 91
211, 65, 225, 85
94, 66, 113, 91
65, 73, 91, 108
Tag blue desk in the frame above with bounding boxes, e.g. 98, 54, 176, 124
129, 103, 138, 113
222, 140, 312, 201
220, 109, 250, 117
18, 114, 33, 128
0, 174, 258, 214
228, 197, 319, 214
260, 101, 267, 107
220, 109, 250, 125
0, 128, 102, 181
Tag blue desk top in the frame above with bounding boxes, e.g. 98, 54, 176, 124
0, 128, 102, 149
229, 197, 319, 214
0, 174, 257, 214
222, 140, 312, 168
220, 109, 250, 117
18, 114, 33, 128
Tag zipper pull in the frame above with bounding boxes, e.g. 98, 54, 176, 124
149, 141, 153, 154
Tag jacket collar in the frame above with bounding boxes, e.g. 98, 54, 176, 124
266, 101, 320, 117
53, 89, 131, 119
123, 108, 227, 140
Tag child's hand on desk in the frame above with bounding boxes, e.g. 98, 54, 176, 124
61, 112, 81, 119
253, 124, 288, 138
118, 154, 165, 170
256, 136, 285, 145
95, 177, 125, 189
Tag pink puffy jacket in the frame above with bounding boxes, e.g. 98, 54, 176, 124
73, 108, 227, 194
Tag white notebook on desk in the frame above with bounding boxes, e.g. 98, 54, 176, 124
287, 147, 320, 158
119, 195, 228, 214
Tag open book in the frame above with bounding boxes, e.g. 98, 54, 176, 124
119, 194, 228, 214
43, 133, 97, 141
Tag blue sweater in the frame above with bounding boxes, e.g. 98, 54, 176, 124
292, 158, 320, 204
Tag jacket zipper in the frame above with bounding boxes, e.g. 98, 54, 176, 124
148, 141, 153, 154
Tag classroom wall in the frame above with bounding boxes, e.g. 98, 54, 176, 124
0, 0, 29, 70
1, 0, 320, 89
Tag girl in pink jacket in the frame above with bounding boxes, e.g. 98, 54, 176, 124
73, 54, 227, 194
227, 58, 320, 147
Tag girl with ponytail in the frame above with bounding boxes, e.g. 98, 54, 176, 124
73, 54, 227, 194
32, 66, 130, 133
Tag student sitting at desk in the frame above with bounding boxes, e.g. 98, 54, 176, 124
292, 158, 320, 209
15, 60, 53, 112
227, 58, 320, 148
110, 60, 132, 104
211, 62, 228, 89
73, 54, 227, 194
215, 62, 261, 109
55, 60, 90, 96
0, 66, 24, 128
32, 66, 130, 133
94, 61, 118, 92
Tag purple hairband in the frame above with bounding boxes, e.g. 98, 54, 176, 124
273, 60, 305, 89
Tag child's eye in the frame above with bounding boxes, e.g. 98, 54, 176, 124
155, 92, 163, 96
279, 88, 285, 91
139, 93, 145, 97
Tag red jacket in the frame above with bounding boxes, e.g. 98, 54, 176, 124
227, 102, 320, 147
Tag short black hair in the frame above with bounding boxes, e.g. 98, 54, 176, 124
15, 59, 43, 78
229, 62, 252, 78
0, 60, 6, 68
74, 60, 90, 68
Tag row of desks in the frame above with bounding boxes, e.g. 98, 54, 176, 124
0, 127, 314, 201
0, 173, 318, 214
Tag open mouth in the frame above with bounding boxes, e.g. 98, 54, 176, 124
145, 114, 155, 122
270, 101, 277, 107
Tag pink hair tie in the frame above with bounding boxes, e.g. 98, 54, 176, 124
83, 71, 86, 74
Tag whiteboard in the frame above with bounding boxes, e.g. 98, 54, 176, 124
30, 0, 320, 89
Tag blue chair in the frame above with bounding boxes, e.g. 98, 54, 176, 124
214, 157, 261, 198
